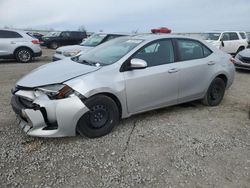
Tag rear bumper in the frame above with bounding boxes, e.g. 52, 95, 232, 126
33, 51, 42, 57
11, 92, 89, 137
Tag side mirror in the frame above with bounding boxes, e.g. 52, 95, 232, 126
130, 58, 147, 69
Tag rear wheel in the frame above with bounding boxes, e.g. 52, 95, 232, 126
15, 48, 32, 63
50, 42, 59, 49
77, 95, 119, 138
202, 78, 226, 106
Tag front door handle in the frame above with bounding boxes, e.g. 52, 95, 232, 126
208, 61, 215, 65
168, 68, 179, 73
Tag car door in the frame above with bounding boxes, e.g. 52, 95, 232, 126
221, 32, 239, 54
0, 30, 22, 56
60, 32, 71, 46
123, 39, 179, 114
175, 39, 214, 102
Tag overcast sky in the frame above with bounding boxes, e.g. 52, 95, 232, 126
0, 0, 250, 33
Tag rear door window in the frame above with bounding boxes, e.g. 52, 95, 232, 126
229, 32, 239, 40
176, 39, 212, 61
0, 30, 22, 38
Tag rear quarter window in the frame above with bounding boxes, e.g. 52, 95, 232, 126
239, 32, 246, 39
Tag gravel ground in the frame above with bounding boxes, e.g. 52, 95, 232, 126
0, 48, 250, 188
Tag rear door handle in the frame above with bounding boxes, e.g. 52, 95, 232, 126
208, 61, 215, 65
168, 68, 179, 73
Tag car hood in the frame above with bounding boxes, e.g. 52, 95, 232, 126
238, 49, 250, 58
16, 59, 101, 88
57, 45, 94, 53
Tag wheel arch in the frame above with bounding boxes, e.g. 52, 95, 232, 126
216, 74, 228, 86
85, 92, 123, 119
204, 73, 229, 97
14, 46, 34, 56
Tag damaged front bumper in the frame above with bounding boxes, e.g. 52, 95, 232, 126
11, 91, 89, 137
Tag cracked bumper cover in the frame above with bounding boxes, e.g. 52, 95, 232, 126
11, 94, 89, 137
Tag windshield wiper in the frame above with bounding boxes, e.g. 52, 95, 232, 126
81, 60, 103, 67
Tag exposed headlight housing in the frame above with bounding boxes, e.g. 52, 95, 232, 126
63, 50, 81, 57
35, 84, 74, 99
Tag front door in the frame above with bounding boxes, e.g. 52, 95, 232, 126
123, 39, 179, 114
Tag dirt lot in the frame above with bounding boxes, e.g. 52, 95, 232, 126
0, 48, 250, 188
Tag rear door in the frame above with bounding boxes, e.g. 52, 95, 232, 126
175, 39, 214, 102
221, 32, 239, 53
123, 39, 179, 113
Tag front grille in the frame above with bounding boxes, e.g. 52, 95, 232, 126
239, 55, 250, 64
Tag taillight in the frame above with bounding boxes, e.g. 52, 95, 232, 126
32, 40, 40, 44
230, 57, 236, 64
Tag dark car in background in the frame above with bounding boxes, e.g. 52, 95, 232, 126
28, 32, 44, 41
53, 32, 132, 61
41, 31, 87, 49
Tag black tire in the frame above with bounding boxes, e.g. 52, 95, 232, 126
202, 78, 226, 106
50, 42, 59, 49
15, 48, 32, 63
77, 95, 119, 138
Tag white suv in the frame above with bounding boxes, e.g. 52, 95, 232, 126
0, 29, 42, 63
202, 31, 248, 54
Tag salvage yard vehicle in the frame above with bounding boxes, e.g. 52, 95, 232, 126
52, 32, 131, 61
235, 48, 250, 70
202, 31, 248, 55
41, 31, 87, 49
11, 34, 235, 138
0, 29, 42, 63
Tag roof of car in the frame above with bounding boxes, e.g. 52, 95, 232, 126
94, 32, 135, 36
0, 28, 27, 34
126, 33, 199, 41
204, 31, 246, 33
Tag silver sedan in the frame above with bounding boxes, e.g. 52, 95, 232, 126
11, 34, 235, 138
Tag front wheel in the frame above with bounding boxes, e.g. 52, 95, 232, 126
202, 78, 226, 106
77, 95, 119, 138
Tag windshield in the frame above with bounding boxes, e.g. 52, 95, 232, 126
202, 33, 221, 41
80, 34, 107, 47
73, 37, 143, 65
44, 31, 61, 37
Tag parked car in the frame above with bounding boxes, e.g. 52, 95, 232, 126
202, 31, 248, 54
41, 31, 87, 49
11, 34, 235, 138
52, 32, 131, 61
0, 29, 42, 63
151, 27, 171, 33
234, 48, 250, 70
247, 33, 250, 48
